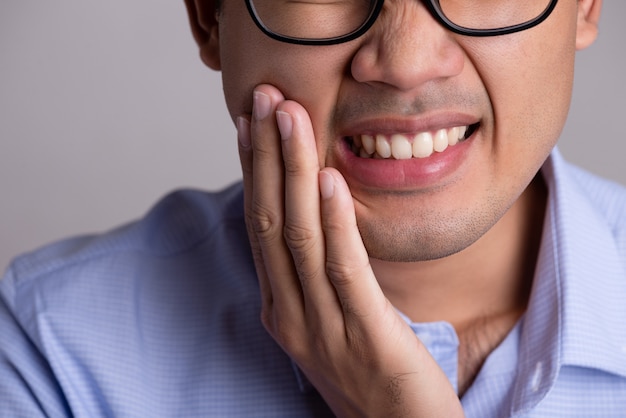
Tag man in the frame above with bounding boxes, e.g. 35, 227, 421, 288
1, 0, 624, 416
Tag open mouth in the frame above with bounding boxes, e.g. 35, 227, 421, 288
347, 123, 479, 160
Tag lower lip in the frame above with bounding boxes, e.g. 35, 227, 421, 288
335, 134, 474, 191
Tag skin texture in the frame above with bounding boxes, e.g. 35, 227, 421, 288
185, 0, 602, 415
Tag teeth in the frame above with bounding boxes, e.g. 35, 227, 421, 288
391, 134, 413, 159
352, 134, 362, 149
362, 134, 376, 154
375, 135, 391, 158
433, 129, 448, 153
448, 126, 459, 146
458, 125, 467, 141
412, 132, 433, 158
352, 125, 471, 160
359, 147, 372, 158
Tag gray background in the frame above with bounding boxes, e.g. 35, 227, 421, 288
1, 0, 625, 271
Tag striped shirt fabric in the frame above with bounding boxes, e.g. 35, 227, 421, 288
1, 148, 625, 417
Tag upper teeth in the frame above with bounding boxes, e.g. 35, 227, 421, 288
352, 126, 468, 159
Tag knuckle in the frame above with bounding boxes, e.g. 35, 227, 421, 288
252, 140, 278, 160
282, 157, 301, 176
322, 215, 352, 236
249, 203, 282, 239
283, 222, 316, 252
283, 162, 313, 181
296, 261, 324, 289
283, 223, 322, 286
325, 258, 362, 283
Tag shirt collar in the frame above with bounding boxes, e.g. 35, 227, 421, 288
511, 148, 626, 414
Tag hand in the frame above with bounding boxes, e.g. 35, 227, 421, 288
236, 84, 464, 418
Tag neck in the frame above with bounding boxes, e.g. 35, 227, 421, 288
373, 174, 547, 329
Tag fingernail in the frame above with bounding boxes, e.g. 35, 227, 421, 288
276, 111, 293, 141
319, 171, 335, 200
237, 116, 250, 148
253, 91, 271, 120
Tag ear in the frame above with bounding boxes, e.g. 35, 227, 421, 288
576, 0, 602, 50
184, 0, 222, 70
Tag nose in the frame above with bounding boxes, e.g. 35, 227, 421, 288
351, 0, 465, 91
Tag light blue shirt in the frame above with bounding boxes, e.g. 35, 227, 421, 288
2, 149, 626, 417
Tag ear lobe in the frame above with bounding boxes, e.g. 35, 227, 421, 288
184, 0, 222, 70
576, 0, 602, 50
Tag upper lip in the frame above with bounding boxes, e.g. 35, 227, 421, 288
338, 112, 480, 137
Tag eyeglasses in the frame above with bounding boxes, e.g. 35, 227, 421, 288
245, 0, 559, 45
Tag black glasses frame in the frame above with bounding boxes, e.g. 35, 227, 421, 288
245, 0, 559, 45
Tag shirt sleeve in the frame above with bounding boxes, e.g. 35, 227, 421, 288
0, 267, 70, 418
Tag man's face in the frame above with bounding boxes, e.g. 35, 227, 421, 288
216, 0, 580, 261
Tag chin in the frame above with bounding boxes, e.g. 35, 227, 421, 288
356, 210, 495, 263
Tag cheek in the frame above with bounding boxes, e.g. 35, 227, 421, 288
219, 18, 350, 133
465, 13, 577, 176
218, 16, 267, 121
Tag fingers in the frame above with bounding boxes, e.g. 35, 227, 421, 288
239, 84, 353, 345
238, 85, 304, 332
277, 103, 345, 325
277, 104, 323, 288
237, 115, 273, 302
239, 84, 384, 331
